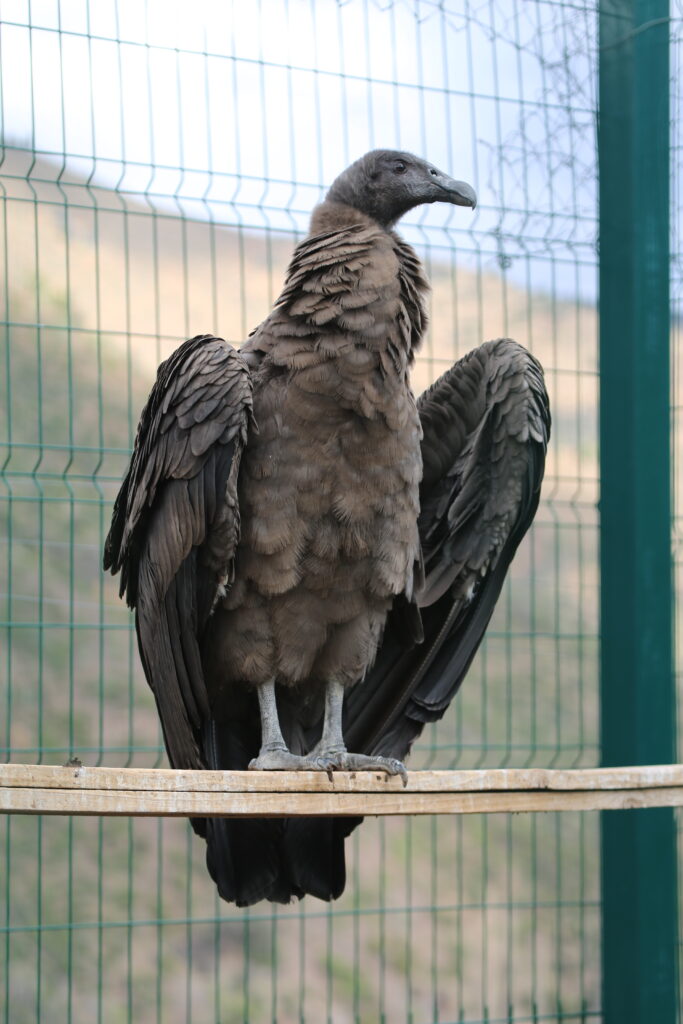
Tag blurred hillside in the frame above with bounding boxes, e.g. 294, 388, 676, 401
1, 152, 600, 1023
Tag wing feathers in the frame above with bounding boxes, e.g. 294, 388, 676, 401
104, 334, 253, 770
344, 338, 550, 760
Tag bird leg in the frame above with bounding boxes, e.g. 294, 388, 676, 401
248, 680, 311, 771
310, 680, 408, 783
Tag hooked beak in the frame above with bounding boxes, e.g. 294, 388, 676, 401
433, 174, 477, 209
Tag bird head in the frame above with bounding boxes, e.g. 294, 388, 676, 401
326, 149, 477, 229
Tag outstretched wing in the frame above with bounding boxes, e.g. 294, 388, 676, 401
344, 338, 550, 758
104, 334, 253, 770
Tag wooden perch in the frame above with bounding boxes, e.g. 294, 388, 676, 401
1, 763, 683, 817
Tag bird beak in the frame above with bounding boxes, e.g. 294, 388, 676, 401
433, 174, 477, 209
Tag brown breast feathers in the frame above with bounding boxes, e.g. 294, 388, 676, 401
206, 203, 429, 691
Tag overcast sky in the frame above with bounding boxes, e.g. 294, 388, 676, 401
0, 0, 599, 295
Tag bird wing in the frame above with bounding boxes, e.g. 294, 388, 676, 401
104, 334, 253, 769
343, 338, 550, 758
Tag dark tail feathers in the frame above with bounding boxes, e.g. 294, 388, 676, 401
197, 716, 359, 906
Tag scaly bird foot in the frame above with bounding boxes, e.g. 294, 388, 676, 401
248, 747, 313, 771
309, 750, 408, 786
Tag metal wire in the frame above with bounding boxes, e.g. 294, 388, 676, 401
0, 0, 677, 1021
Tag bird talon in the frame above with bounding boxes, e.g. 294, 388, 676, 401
248, 749, 311, 771
312, 751, 408, 780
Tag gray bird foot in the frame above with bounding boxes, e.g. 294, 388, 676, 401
309, 751, 408, 786
248, 746, 312, 771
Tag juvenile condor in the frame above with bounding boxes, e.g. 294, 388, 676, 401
105, 150, 550, 905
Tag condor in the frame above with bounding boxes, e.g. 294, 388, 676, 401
105, 150, 550, 906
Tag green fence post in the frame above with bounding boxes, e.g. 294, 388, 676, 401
599, 1, 679, 1021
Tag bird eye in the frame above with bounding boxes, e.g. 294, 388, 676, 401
394, 161, 407, 174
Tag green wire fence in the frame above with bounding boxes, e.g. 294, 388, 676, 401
0, 1, 679, 1021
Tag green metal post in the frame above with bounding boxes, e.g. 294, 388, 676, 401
599, 1, 679, 1022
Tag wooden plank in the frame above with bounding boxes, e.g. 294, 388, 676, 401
2, 762, 683, 794
2, 784, 683, 817
2, 762, 683, 793
0, 763, 682, 817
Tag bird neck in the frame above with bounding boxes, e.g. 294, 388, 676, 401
309, 201, 380, 236
303, 201, 430, 361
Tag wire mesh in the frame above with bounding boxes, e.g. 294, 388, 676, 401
0, 0, 673, 1021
